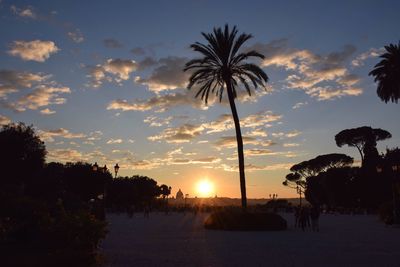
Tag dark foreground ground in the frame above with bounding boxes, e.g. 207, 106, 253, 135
101, 212, 399, 267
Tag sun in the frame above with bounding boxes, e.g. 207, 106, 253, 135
196, 179, 214, 197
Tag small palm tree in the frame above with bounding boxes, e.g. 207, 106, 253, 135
184, 25, 269, 211
369, 42, 400, 103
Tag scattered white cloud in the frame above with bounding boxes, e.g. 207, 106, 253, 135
0, 70, 48, 88
67, 29, 84, 43
214, 136, 275, 148
48, 148, 86, 162
106, 138, 123, 144
87, 58, 137, 87
251, 39, 363, 100
246, 128, 268, 137
148, 123, 203, 143
38, 128, 86, 142
272, 130, 301, 139
143, 115, 173, 127
10, 5, 37, 19
292, 102, 308, 109
222, 162, 293, 172
135, 56, 189, 92
87, 131, 103, 141
283, 143, 300, 147
8, 40, 59, 62
40, 108, 56, 115
351, 47, 385, 67
107, 91, 207, 113
11, 86, 70, 112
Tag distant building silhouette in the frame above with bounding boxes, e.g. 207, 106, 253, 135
176, 189, 184, 200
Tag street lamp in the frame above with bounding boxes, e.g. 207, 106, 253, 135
114, 163, 120, 178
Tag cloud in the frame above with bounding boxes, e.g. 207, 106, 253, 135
103, 38, 123, 48
222, 162, 293, 172
0, 70, 48, 88
351, 47, 385, 67
38, 128, 86, 142
40, 108, 56, 115
214, 136, 275, 148
283, 143, 300, 147
107, 91, 207, 112
8, 40, 59, 62
245, 148, 275, 157
148, 123, 203, 143
106, 138, 123, 144
168, 156, 221, 165
0, 85, 18, 99
272, 130, 301, 139
292, 102, 308, 109
286, 130, 301, 138
87, 58, 138, 87
135, 56, 190, 92
0, 115, 11, 125
11, 85, 70, 112
10, 5, 37, 19
126, 160, 162, 170
201, 111, 280, 134
143, 115, 173, 127
241, 111, 282, 128
251, 39, 362, 100
67, 29, 84, 43
87, 130, 103, 141
48, 149, 86, 162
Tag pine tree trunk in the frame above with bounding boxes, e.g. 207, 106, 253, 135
225, 79, 247, 211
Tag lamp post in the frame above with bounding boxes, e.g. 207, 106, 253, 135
114, 163, 119, 178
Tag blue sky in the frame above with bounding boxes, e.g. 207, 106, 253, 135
1, 0, 399, 198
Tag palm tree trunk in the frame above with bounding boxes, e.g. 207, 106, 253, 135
225, 79, 247, 211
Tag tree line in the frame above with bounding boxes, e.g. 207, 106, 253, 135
283, 126, 400, 212
0, 122, 171, 266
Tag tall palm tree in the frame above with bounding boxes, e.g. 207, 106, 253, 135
369, 42, 400, 103
184, 25, 269, 211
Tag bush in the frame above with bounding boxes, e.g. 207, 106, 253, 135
204, 210, 287, 231
0, 197, 107, 267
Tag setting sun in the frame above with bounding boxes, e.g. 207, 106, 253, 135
196, 179, 215, 197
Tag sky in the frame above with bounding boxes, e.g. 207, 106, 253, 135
1, 0, 399, 198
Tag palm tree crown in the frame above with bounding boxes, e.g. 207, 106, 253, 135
184, 25, 269, 211
184, 25, 269, 103
369, 42, 400, 103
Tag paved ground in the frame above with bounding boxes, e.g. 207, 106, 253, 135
101, 212, 400, 267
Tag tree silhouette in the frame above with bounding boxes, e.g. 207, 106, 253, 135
335, 126, 391, 168
283, 153, 353, 205
0, 123, 46, 194
159, 184, 171, 199
369, 42, 400, 103
184, 25, 269, 211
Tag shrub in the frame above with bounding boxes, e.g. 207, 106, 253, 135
204, 210, 287, 231
0, 197, 107, 266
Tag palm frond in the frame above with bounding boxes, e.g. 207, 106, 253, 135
184, 25, 269, 103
